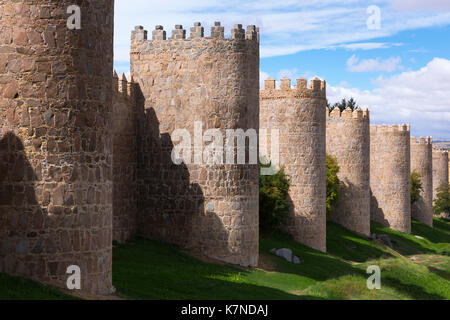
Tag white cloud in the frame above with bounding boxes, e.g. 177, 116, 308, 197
388, 0, 450, 11
328, 57, 450, 138
346, 54, 403, 72
114, 0, 450, 66
332, 42, 403, 50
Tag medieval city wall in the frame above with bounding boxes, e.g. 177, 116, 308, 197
432, 150, 449, 202
112, 72, 137, 244
370, 125, 411, 233
326, 107, 370, 236
130, 23, 260, 266
260, 77, 327, 252
411, 137, 433, 226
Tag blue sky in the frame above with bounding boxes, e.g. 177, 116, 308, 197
114, 0, 450, 138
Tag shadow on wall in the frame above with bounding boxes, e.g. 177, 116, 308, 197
0, 132, 42, 277
134, 85, 233, 261
330, 180, 370, 236
369, 189, 390, 228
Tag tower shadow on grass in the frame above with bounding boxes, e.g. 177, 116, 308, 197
381, 276, 446, 300
370, 220, 450, 256
112, 238, 322, 300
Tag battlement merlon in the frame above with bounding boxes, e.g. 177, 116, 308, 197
131, 25, 148, 42
411, 136, 433, 145
370, 123, 410, 133
261, 77, 327, 99
131, 22, 259, 44
113, 70, 136, 101
327, 107, 370, 121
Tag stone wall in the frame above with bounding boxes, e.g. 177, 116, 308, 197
410, 137, 433, 226
370, 125, 411, 233
130, 23, 260, 267
0, 0, 114, 295
326, 107, 370, 236
260, 77, 327, 252
112, 72, 137, 243
432, 150, 449, 202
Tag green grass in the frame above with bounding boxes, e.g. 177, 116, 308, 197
112, 218, 450, 300
1, 218, 449, 300
0, 273, 76, 300
371, 218, 450, 256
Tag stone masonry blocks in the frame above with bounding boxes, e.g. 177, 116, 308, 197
411, 137, 433, 226
0, 0, 114, 295
370, 125, 411, 233
326, 107, 370, 236
260, 77, 327, 252
432, 150, 449, 203
112, 73, 137, 243
130, 23, 260, 267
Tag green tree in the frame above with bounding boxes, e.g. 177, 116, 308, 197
259, 167, 291, 234
410, 171, 423, 204
433, 182, 450, 215
327, 97, 359, 113
347, 97, 357, 111
326, 154, 340, 217
338, 98, 347, 112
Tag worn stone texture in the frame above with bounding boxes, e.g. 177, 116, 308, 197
326, 107, 370, 236
0, 0, 114, 295
112, 73, 137, 243
260, 77, 327, 253
370, 125, 411, 233
130, 23, 260, 267
411, 137, 433, 226
432, 150, 449, 202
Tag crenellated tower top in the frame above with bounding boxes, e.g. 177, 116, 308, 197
370, 124, 410, 133
113, 70, 136, 102
260, 77, 326, 99
327, 107, 370, 121
410, 136, 433, 145
131, 22, 259, 44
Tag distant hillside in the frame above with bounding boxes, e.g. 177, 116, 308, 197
433, 139, 450, 150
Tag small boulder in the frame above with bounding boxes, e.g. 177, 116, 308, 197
414, 235, 424, 240
270, 248, 293, 262
293, 256, 302, 264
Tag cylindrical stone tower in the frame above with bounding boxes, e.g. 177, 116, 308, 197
432, 149, 449, 202
410, 136, 433, 226
326, 107, 370, 236
0, 1, 114, 295
130, 23, 259, 266
260, 77, 327, 252
370, 124, 411, 233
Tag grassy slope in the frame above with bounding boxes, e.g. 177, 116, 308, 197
0, 273, 75, 300
1, 218, 448, 300
112, 218, 450, 300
